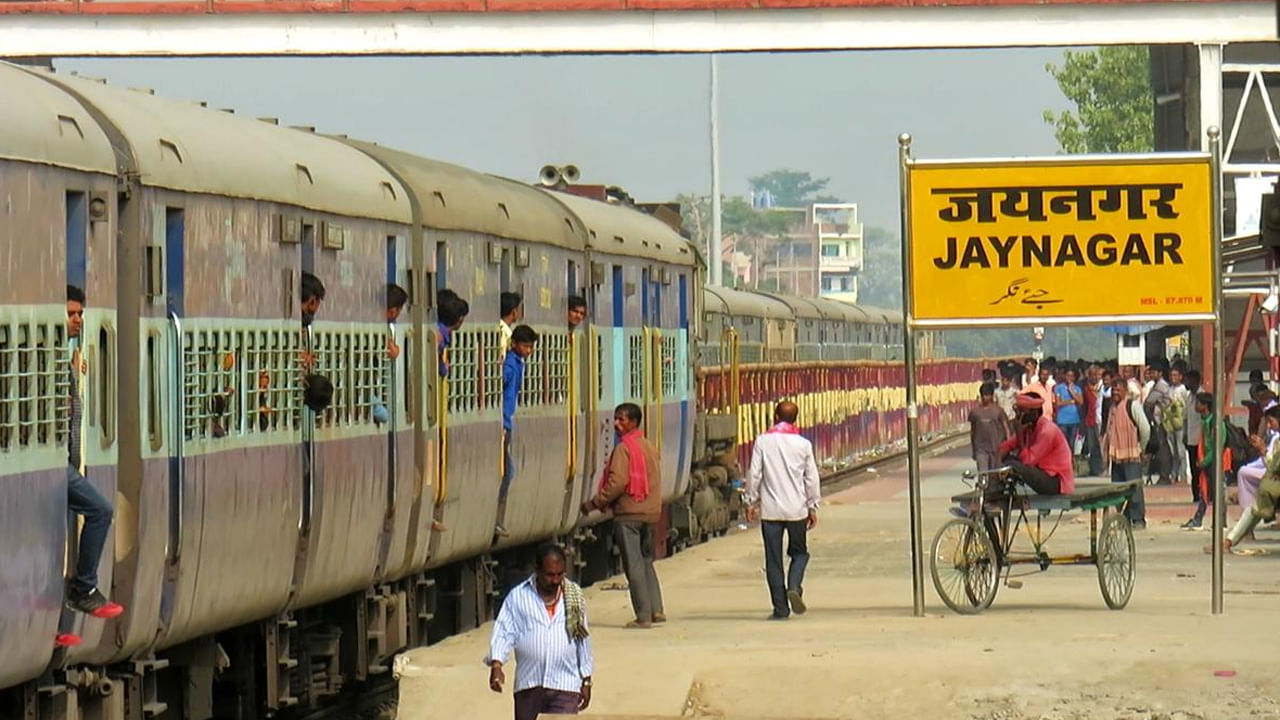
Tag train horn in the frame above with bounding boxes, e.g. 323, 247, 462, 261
561, 164, 581, 183
538, 165, 563, 187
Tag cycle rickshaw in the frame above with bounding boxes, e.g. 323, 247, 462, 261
929, 466, 1138, 614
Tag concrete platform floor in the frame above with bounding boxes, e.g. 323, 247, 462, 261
397, 448, 1280, 720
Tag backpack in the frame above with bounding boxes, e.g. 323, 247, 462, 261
1161, 396, 1185, 433
1222, 420, 1259, 473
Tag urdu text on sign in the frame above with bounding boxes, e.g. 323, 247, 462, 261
906, 158, 1213, 324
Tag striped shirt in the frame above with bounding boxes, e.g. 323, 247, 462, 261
68, 346, 83, 470
484, 578, 594, 694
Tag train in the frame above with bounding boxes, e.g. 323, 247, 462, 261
0, 60, 982, 720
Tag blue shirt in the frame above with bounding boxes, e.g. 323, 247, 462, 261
502, 349, 525, 431
484, 578, 594, 693
437, 322, 453, 378
1054, 382, 1082, 425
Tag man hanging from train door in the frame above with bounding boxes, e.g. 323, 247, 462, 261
63, 285, 123, 620
496, 324, 540, 538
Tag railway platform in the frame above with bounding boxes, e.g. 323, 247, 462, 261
397, 448, 1280, 720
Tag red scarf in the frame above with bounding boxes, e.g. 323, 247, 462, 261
598, 430, 649, 503
768, 422, 801, 434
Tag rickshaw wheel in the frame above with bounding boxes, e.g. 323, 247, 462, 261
1097, 512, 1136, 609
930, 518, 1000, 614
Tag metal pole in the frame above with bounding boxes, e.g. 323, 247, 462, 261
898, 133, 926, 617
1209, 126, 1226, 615
1199, 43, 1223, 389
709, 53, 723, 287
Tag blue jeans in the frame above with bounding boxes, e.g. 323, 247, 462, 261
1057, 423, 1079, 453
499, 429, 514, 500
67, 466, 113, 593
1111, 460, 1145, 524
762, 520, 809, 617
1084, 425, 1104, 477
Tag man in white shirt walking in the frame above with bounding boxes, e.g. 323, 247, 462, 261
744, 401, 821, 620
487, 544, 594, 719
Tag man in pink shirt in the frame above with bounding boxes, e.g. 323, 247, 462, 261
997, 392, 1075, 495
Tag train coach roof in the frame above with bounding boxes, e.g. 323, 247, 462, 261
704, 285, 792, 319
857, 305, 903, 324
808, 296, 872, 323
345, 140, 585, 249
547, 191, 696, 266
29, 69, 411, 224
0, 63, 115, 174
752, 292, 822, 320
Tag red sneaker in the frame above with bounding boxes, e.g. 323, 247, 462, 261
55, 633, 83, 647
67, 587, 124, 619
91, 601, 124, 620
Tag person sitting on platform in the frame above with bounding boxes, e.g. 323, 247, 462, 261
1213, 405, 1280, 555
995, 392, 1075, 496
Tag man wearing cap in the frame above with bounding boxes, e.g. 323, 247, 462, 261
997, 391, 1075, 495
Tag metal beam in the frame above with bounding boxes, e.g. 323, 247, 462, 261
0, 2, 1273, 56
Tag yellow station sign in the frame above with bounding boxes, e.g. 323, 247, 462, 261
907, 157, 1213, 324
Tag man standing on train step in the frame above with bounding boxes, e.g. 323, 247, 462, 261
581, 403, 665, 628
744, 400, 820, 620
64, 285, 123, 621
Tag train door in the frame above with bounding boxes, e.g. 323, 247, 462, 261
58, 188, 120, 650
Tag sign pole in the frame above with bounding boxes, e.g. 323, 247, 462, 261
1209, 126, 1225, 615
898, 133, 926, 617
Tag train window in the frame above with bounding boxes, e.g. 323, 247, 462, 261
518, 338, 545, 408
446, 328, 478, 416
481, 328, 503, 412
660, 335, 677, 397
97, 324, 116, 447
0, 320, 67, 452
352, 331, 387, 425
543, 332, 570, 406
147, 332, 162, 451
628, 333, 645, 400
0, 324, 9, 450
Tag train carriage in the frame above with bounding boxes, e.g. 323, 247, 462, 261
347, 142, 589, 569
0, 62, 121, 692
545, 190, 698, 518
31, 67, 420, 680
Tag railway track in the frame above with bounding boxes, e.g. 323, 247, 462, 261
819, 428, 968, 494
294, 675, 400, 720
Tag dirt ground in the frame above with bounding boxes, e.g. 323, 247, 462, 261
396, 448, 1280, 719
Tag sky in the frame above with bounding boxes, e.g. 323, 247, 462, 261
57, 50, 1076, 231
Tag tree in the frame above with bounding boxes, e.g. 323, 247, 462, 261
1043, 46, 1154, 154
747, 169, 831, 207
856, 226, 903, 309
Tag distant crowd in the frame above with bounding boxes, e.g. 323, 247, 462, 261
968, 355, 1278, 540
